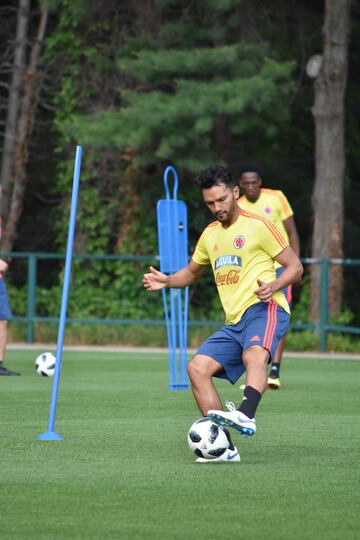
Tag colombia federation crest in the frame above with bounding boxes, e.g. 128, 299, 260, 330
233, 235, 245, 249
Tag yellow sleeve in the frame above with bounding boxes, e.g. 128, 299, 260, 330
276, 190, 294, 221
192, 230, 210, 266
256, 217, 289, 258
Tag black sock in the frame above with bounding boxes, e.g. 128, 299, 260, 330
270, 363, 280, 378
238, 386, 262, 418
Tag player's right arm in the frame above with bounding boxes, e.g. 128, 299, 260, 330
143, 260, 205, 292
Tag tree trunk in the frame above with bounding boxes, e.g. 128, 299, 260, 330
0, 5, 48, 253
0, 0, 30, 226
309, 0, 351, 321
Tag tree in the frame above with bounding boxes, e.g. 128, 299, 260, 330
67, 16, 295, 173
0, 0, 30, 225
307, 0, 352, 320
0, 1, 49, 252
3, 0, 359, 331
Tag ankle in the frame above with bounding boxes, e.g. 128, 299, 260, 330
238, 386, 261, 418
270, 362, 280, 378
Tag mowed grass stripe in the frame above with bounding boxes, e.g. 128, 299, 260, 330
0, 351, 359, 540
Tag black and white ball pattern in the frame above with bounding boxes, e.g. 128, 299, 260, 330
187, 417, 230, 459
35, 352, 56, 377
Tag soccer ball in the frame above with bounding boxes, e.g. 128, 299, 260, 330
35, 352, 56, 377
187, 417, 230, 459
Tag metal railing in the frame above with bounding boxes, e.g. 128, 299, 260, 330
1, 252, 359, 352
300, 257, 360, 350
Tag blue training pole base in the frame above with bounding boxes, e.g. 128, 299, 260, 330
168, 384, 189, 391
35, 431, 64, 441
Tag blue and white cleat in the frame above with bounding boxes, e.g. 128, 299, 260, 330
208, 401, 256, 437
196, 446, 240, 463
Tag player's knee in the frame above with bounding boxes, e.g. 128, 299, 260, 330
187, 358, 200, 382
0, 320, 8, 331
188, 356, 208, 383
243, 346, 269, 367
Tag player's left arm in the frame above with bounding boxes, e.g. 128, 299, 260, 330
282, 216, 300, 257
255, 247, 303, 302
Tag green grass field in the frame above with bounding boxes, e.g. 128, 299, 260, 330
0, 350, 359, 540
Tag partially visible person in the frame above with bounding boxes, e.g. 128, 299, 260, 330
0, 183, 20, 377
0, 259, 19, 376
0, 184, 20, 376
238, 164, 300, 389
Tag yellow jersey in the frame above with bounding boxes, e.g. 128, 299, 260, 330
238, 188, 294, 269
192, 209, 290, 324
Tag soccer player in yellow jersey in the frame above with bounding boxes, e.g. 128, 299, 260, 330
143, 165, 303, 463
239, 164, 300, 389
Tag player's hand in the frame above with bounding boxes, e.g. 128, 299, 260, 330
254, 279, 273, 303
0, 260, 8, 273
143, 266, 168, 291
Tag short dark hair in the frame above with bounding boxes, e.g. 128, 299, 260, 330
194, 165, 236, 189
239, 163, 262, 178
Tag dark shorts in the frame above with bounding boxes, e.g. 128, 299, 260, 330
276, 266, 292, 308
0, 278, 12, 320
196, 301, 290, 384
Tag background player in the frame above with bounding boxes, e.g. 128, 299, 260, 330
143, 165, 303, 462
0, 259, 20, 376
0, 186, 20, 376
239, 164, 300, 389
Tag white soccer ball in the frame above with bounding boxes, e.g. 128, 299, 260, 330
35, 352, 56, 377
187, 417, 230, 459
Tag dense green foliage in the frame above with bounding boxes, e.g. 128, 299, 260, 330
1, 0, 360, 335
69, 46, 295, 170
0, 350, 359, 539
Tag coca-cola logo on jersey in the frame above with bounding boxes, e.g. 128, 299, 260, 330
215, 269, 241, 286
233, 235, 245, 249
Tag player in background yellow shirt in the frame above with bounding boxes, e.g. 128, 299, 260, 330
143, 165, 303, 463
239, 164, 300, 389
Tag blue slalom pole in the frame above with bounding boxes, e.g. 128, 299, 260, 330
179, 286, 189, 387
168, 287, 178, 389
36, 145, 82, 441
162, 288, 175, 388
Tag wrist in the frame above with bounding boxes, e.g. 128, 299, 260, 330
268, 281, 277, 294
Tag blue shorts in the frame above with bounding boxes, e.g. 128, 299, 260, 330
0, 278, 12, 320
276, 266, 292, 308
196, 301, 290, 384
